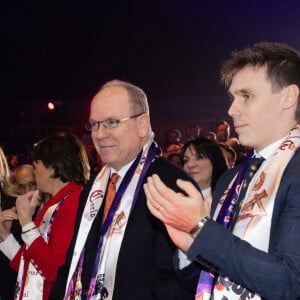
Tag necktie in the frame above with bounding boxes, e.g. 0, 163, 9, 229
102, 173, 119, 223
229, 156, 265, 228
195, 155, 264, 300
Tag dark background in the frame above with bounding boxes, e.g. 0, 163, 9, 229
1, 0, 300, 153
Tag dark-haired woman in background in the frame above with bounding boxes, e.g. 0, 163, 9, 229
181, 137, 228, 210
0, 132, 89, 300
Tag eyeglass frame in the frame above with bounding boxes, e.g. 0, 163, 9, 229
85, 112, 145, 131
17, 181, 37, 194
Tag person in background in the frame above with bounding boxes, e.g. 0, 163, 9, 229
0, 147, 15, 209
144, 42, 300, 299
15, 164, 37, 195
15, 164, 49, 216
164, 128, 184, 156
166, 152, 182, 167
0, 163, 52, 300
0, 163, 42, 300
225, 137, 242, 159
189, 124, 201, 140
168, 129, 183, 146
0, 132, 89, 300
181, 138, 228, 210
164, 143, 182, 158
86, 142, 105, 176
0, 147, 19, 300
203, 131, 217, 142
8, 153, 21, 184
218, 142, 237, 169
177, 137, 228, 275
50, 79, 198, 300
215, 120, 230, 143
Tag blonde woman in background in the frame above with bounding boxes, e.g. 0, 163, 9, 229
0, 146, 20, 300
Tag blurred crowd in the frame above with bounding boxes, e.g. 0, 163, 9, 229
4, 119, 251, 184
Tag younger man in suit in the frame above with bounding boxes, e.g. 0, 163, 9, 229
144, 42, 300, 299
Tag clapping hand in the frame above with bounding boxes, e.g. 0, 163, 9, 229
144, 174, 210, 251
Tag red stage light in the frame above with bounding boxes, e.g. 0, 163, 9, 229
48, 102, 55, 110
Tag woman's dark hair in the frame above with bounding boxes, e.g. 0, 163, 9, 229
32, 132, 90, 185
181, 137, 228, 191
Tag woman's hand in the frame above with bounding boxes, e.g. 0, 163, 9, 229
16, 190, 40, 227
0, 207, 17, 241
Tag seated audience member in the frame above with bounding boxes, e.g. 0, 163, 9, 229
0, 132, 89, 300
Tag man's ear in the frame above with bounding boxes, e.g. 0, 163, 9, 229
137, 114, 150, 137
280, 84, 299, 110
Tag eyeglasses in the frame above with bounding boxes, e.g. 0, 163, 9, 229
85, 112, 144, 131
17, 181, 37, 195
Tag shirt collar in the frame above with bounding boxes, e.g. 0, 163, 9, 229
110, 143, 149, 183
202, 187, 212, 199
254, 137, 286, 160
110, 157, 137, 188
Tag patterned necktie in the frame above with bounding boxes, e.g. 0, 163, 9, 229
102, 173, 119, 223
229, 155, 265, 228
195, 155, 264, 300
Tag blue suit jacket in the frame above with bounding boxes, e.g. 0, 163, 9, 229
185, 149, 300, 299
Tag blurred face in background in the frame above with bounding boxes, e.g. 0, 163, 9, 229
15, 165, 37, 195
9, 155, 19, 168
216, 123, 230, 142
182, 145, 212, 190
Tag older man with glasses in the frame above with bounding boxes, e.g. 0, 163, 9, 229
50, 79, 198, 300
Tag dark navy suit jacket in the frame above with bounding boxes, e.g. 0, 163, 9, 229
183, 149, 300, 299
50, 157, 198, 300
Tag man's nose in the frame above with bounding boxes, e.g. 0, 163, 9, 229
228, 99, 240, 117
94, 124, 107, 138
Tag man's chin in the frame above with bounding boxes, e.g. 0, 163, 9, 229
237, 135, 247, 146
239, 137, 253, 149
102, 157, 119, 168
99, 155, 113, 165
